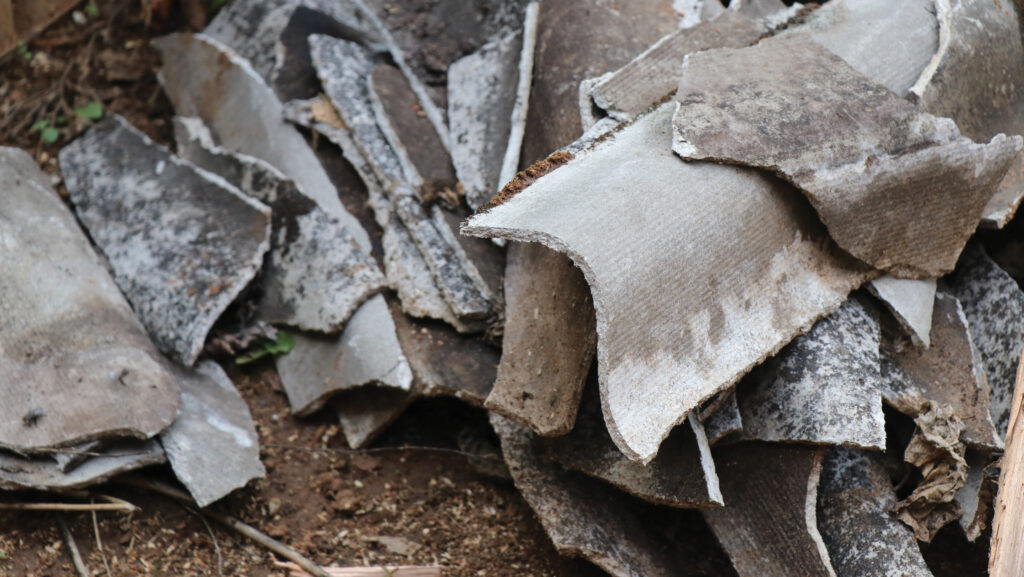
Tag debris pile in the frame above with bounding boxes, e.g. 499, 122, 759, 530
5, 0, 1024, 575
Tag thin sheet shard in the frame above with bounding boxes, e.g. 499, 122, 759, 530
60, 115, 272, 366
465, 102, 870, 463
868, 275, 936, 348
880, 292, 1001, 450
447, 30, 521, 210
736, 296, 885, 449
817, 447, 934, 577
160, 361, 265, 507
173, 116, 386, 333
538, 380, 722, 508
0, 147, 180, 451
672, 33, 1022, 278
703, 442, 835, 577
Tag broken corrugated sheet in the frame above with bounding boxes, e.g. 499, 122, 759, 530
520, 0, 680, 165
284, 97, 468, 329
276, 298, 414, 417
173, 116, 386, 333
736, 296, 885, 449
538, 380, 722, 508
497, 1, 538, 190
701, 391, 743, 445
892, 402, 969, 542
60, 115, 271, 366
672, 34, 1022, 278
465, 102, 870, 463
345, 0, 450, 152
785, 0, 938, 97
447, 30, 521, 210
492, 415, 726, 577
484, 243, 596, 437
908, 0, 1024, 229
160, 361, 265, 508
155, 32, 411, 405
0, 147, 181, 451
0, 440, 165, 491
203, 0, 376, 83
153, 34, 368, 247
880, 292, 1001, 450
868, 275, 936, 348
817, 447, 933, 577
587, 11, 763, 122
310, 35, 494, 326
369, 65, 456, 196
703, 443, 834, 577
946, 242, 1024, 439
332, 388, 415, 450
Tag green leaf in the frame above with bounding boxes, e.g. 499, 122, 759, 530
73, 100, 104, 121
16, 42, 31, 61
0, 550, 7, 560
30, 119, 50, 132
235, 331, 296, 365
209, 0, 228, 10
55, 113, 68, 125
84, 2, 99, 17
41, 127, 59, 145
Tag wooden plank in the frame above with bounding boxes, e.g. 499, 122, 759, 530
990, 348, 1024, 577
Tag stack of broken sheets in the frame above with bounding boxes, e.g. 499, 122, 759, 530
4, 0, 1024, 575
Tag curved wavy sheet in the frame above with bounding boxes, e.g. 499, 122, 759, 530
672, 34, 1022, 278
909, 0, 1024, 229
160, 361, 265, 507
704, 442, 834, 577
737, 296, 885, 449
0, 148, 180, 451
818, 447, 934, 577
465, 102, 869, 463
484, 242, 596, 437
60, 115, 271, 367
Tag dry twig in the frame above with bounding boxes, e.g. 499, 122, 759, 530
56, 513, 91, 577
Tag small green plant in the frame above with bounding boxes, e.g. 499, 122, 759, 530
84, 2, 99, 17
30, 119, 59, 145
208, 0, 228, 11
15, 42, 31, 61
73, 100, 104, 121
235, 331, 296, 365
0, 551, 7, 560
